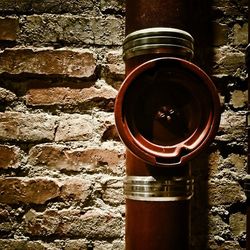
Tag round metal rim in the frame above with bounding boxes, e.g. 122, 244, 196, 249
114, 57, 221, 167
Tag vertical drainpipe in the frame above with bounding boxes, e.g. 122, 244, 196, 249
115, 0, 221, 249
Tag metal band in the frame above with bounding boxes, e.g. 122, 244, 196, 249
244, 175, 250, 199
124, 176, 194, 201
123, 27, 194, 61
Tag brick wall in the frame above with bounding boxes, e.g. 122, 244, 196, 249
0, 0, 248, 249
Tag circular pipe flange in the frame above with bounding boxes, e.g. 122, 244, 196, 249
123, 27, 194, 61
115, 57, 221, 167
124, 176, 194, 201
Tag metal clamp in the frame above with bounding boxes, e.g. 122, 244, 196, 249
123, 27, 194, 61
124, 176, 194, 201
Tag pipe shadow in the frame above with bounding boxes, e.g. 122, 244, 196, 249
188, 0, 215, 249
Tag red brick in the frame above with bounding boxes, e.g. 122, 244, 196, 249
24, 208, 123, 238
28, 144, 125, 174
0, 17, 19, 41
0, 48, 96, 78
104, 50, 125, 89
26, 84, 117, 106
0, 112, 56, 142
106, 50, 125, 78
60, 177, 92, 202
0, 177, 60, 204
0, 145, 21, 169
55, 114, 93, 142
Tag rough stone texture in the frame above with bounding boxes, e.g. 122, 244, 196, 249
229, 212, 246, 239
0, 87, 16, 102
24, 208, 124, 238
0, 112, 56, 142
0, 0, 247, 249
26, 83, 117, 106
208, 179, 245, 206
55, 114, 94, 142
18, 15, 124, 46
0, 145, 21, 169
0, 177, 60, 204
60, 177, 92, 202
0, 17, 19, 41
213, 47, 245, 77
28, 144, 125, 174
217, 110, 246, 142
232, 23, 248, 46
0, 48, 96, 78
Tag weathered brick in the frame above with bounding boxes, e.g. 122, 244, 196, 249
103, 50, 125, 88
28, 144, 125, 174
216, 110, 246, 142
0, 48, 96, 78
19, 15, 124, 46
0, 112, 56, 142
100, 0, 125, 13
0, 177, 60, 204
224, 153, 246, 174
0, 17, 19, 41
101, 178, 124, 205
208, 179, 245, 206
0, 240, 52, 250
26, 83, 117, 106
232, 23, 248, 46
60, 177, 92, 202
230, 90, 247, 108
55, 114, 94, 142
213, 0, 247, 17
208, 215, 230, 238
64, 239, 124, 250
0, 0, 94, 14
0, 145, 21, 169
229, 212, 246, 238
208, 150, 223, 176
0, 87, 16, 102
213, 47, 245, 76
208, 240, 242, 250
24, 208, 123, 238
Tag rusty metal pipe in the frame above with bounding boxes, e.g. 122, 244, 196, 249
115, 1, 220, 249
125, 0, 191, 35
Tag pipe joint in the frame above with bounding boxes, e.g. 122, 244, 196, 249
124, 176, 194, 201
123, 27, 194, 61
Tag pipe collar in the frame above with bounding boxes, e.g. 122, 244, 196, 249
124, 176, 194, 201
123, 27, 194, 61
